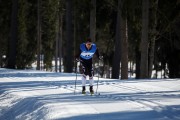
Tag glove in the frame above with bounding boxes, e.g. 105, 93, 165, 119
75, 58, 80, 62
99, 56, 103, 60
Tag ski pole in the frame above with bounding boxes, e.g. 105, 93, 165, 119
96, 59, 100, 94
74, 61, 78, 95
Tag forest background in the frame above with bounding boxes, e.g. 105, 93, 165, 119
0, 0, 179, 79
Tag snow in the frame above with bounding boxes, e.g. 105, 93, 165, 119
0, 68, 180, 120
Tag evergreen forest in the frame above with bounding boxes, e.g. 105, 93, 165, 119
0, 0, 179, 79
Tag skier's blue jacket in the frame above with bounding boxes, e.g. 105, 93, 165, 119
80, 43, 97, 60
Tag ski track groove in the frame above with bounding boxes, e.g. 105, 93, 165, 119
48, 80, 175, 120
1, 73, 178, 120
98, 81, 178, 119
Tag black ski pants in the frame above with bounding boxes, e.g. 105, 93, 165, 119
80, 58, 93, 77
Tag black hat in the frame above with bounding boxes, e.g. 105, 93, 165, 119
86, 38, 92, 43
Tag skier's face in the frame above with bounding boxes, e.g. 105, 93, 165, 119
86, 42, 92, 50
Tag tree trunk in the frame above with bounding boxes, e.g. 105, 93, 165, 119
120, 12, 128, 80
55, 12, 59, 72
112, 0, 121, 79
0, 44, 2, 67
65, 0, 73, 72
37, 0, 41, 70
7, 0, 18, 69
135, 47, 141, 79
59, 12, 63, 72
90, 0, 96, 41
140, 0, 149, 78
148, 0, 158, 78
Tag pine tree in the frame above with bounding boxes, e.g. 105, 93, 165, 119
26, 0, 37, 68
90, 0, 96, 41
37, 0, 41, 70
148, 0, 158, 78
120, 0, 128, 80
41, 0, 58, 71
140, 0, 149, 79
16, 0, 28, 69
0, 0, 11, 67
64, 0, 73, 72
7, 0, 18, 69
112, 0, 121, 79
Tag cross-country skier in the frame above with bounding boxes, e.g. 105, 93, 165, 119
75, 38, 102, 94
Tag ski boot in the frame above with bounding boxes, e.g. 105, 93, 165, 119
82, 86, 86, 94
89, 86, 94, 95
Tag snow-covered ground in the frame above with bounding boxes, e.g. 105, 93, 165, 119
0, 68, 180, 120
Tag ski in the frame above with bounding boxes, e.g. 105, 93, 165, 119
81, 91, 101, 96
